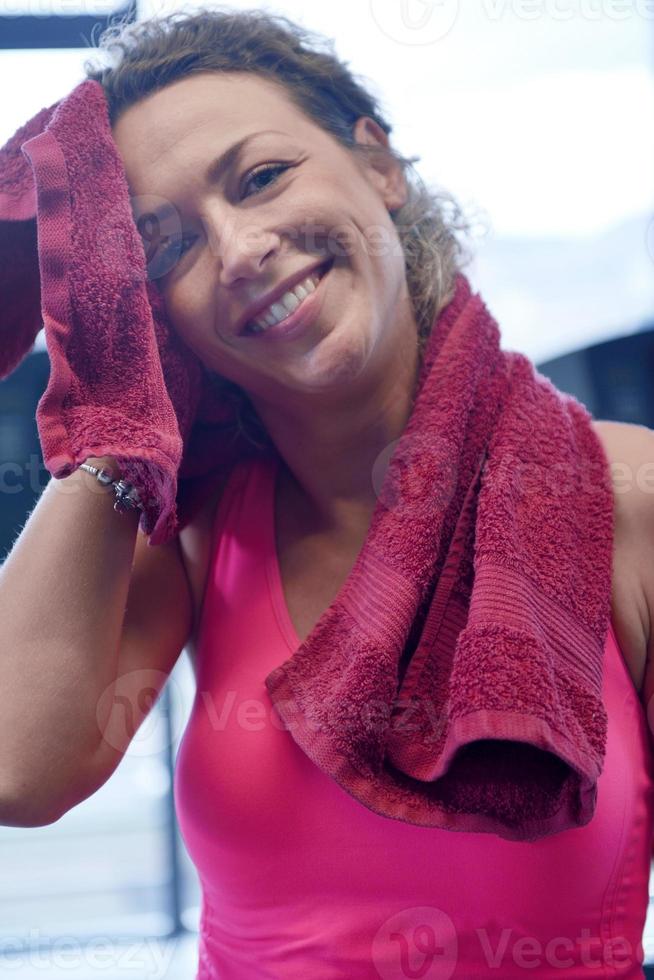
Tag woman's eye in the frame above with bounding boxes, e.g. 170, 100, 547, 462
155, 234, 194, 262
144, 232, 196, 280
177, 235, 196, 256
241, 162, 289, 198
158, 234, 193, 256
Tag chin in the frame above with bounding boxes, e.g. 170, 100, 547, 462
293, 327, 372, 391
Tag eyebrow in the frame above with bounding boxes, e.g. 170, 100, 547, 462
141, 129, 291, 223
204, 129, 290, 185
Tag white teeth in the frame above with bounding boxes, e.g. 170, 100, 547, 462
247, 269, 323, 333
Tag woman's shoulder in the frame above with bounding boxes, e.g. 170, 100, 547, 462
591, 419, 654, 537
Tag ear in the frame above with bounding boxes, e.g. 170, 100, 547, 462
352, 116, 408, 212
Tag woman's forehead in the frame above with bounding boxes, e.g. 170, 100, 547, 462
113, 71, 302, 142
112, 78, 339, 209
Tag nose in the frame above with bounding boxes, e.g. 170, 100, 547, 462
204, 207, 280, 287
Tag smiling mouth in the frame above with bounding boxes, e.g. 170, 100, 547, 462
241, 258, 333, 336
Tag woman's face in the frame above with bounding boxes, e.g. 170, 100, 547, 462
112, 71, 414, 409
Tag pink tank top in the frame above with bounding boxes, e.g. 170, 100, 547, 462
173, 454, 654, 979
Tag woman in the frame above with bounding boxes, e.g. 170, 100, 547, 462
4, 6, 654, 977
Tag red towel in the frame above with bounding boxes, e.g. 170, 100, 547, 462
0, 79, 270, 545
1, 79, 614, 840
265, 274, 614, 840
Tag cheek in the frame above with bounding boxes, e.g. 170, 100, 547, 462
166, 270, 209, 319
279, 193, 350, 259
344, 198, 391, 265
159, 283, 208, 353
361, 197, 395, 250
